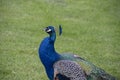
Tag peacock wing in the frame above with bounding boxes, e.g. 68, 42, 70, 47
60, 53, 116, 80
53, 60, 87, 80
60, 53, 92, 75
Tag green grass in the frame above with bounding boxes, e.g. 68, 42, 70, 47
0, 0, 120, 80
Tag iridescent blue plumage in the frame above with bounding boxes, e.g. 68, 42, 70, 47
39, 26, 61, 80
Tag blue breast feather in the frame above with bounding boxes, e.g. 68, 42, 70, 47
39, 36, 61, 80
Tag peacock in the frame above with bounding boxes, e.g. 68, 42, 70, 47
38, 25, 116, 80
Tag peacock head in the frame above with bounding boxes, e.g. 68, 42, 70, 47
45, 26, 55, 35
44, 25, 62, 36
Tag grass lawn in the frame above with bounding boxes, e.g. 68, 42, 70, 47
0, 0, 120, 80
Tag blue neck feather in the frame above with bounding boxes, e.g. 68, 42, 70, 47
39, 32, 61, 80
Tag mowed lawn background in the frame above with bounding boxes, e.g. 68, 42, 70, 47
0, 0, 120, 80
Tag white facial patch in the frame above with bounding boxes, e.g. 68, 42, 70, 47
47, 29, 52, 32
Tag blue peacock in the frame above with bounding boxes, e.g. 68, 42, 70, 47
38, 25, 116, 80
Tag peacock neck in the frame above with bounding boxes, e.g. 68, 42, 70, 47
49, 32, 56, 42
44, 32, 60, 63
39, 32, 61, 80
